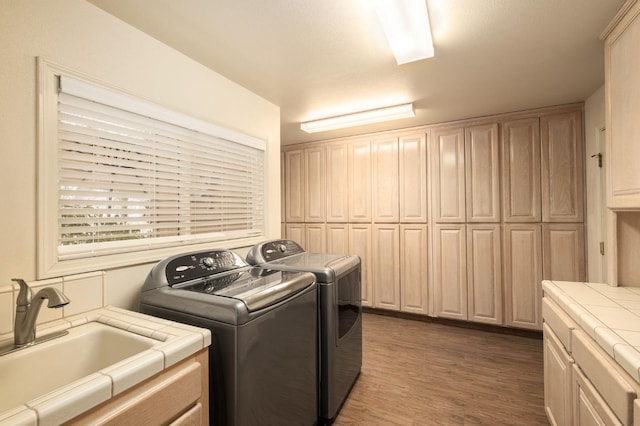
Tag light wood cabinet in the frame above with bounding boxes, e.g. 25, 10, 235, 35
465, 124, 500, 223
399, 224, 428, 315
349, 224, 372, 307
348, 139, 372, 222
543, 324, 574, 426
372, 137, 400, 222
281, 152, 285, 223
433, 224, 467, 320
284, 149, 304, 223
503, 223, 543, 330
399, 133, 428, 222
502, 118, 541, 222
573, 365, 623, 426
305, 223, 326, 252
605, 0, 640, 209
326, 223, 349, 255
543, 223, 586, 282
67, 349, 208, 426
326, 143, 349, 222
466, 224, 502, 325
432, 127, 466, 223
284, 223, 305, 248
372, 224, 400, 310
304, 146, 326, 222
541, 111, 584, 222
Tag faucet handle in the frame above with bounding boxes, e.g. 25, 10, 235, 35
11, 278, 32, 307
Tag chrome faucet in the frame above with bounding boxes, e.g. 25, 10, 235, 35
12, 278, 70, 347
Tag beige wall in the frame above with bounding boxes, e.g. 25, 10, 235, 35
0, 0, 280, 309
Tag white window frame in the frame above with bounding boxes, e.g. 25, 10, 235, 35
37, 58, 267, 278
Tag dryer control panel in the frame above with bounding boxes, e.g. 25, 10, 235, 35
247, 239, 305, 263
165, 250, 247, 285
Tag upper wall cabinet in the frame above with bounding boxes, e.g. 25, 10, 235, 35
348, 139, 373, 222
304, 146, 326, 222
502, 118, 541, 222
541, 111, 584, 222
326, 143, 349, 222
432, 127, 466, 222
465, 124, 500, 223
372, 136, 400, 222
605, 0, 640, 208
399, 133, 428, 222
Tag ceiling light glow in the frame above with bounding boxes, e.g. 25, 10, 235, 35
300, 103, 415, 133
374, 0, 434, 65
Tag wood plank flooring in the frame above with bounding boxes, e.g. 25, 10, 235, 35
334, 313, 549, 426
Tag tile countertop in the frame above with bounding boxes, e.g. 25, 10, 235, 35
0, 306, 211, 426
542, 280, 640, 384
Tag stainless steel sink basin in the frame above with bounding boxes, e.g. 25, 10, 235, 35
0, 321, 159, 413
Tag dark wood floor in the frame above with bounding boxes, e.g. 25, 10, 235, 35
334, 313, 549, 426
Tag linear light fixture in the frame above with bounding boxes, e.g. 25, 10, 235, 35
374, 0, 434, 65
300, 103, 415, 133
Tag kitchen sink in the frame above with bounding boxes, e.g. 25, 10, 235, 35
0, 321, 159, 413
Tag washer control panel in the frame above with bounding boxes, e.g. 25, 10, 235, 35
248, 239, 305, 263
165, 250, 247, 285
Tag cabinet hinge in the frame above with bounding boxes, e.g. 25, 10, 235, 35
591, 153, 603, 168
600, 241, 605, 256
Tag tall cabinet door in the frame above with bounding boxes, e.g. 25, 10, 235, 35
372, 137, 400, 222
372, 224, 400, 310
502, 118, 541, 222
326, 143, 349, 222
433, 224, 467, 320
285, 149, 305, 223
400, 224, 428, 315
467, 224, 502, 325
465, 124, 500, 222
399, 133, 428, 222
348, 139, 372, 222
349, 224, 372, 307
432, 127, 466, 222
305, 224, 326, 252
542, 223, 585, 282
541, 111, 584, 222
304, 146, 325, 222
503, 224, 543, 330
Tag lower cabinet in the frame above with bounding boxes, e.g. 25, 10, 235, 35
349, 224, 372, 307
542, 223, 585, 282
543, 323, 574, 426
399, 224, 429, 315
372, 224, 400, 310
433, 224, 467, 320
67, 349, 209, 426
504, 224, 543, 330
573, 365, 622, 426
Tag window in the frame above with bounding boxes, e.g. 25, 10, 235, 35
38, 60, 266, 278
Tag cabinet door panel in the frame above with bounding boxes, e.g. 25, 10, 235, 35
399, 133, 428, 222
327, 223, 349, 255
348, 140, 372, 222
372, 224, 400, 310
373, 137, 400, 222
305, 223, 326, 252
543, 223, 586, 282
432, 128, 465, 222
467, 224, 502, 325
502, 118, 541, 222
466, 124, 500, 222
349, 224, 372, 307
326, 143, 349, 222
400, 225, 428, 314
541, 111, 584, 222
285, 150, 304, 222
285, 223, 306, 249
433, 224, 467, 319
503, 224, 543, 330
573, 365, 622, 426
543, 324, 574, 426
304, 147, 326, 222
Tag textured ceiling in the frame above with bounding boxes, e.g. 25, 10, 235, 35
87, 0, 624, 145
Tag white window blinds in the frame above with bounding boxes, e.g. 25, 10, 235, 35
56, 75, 265, 260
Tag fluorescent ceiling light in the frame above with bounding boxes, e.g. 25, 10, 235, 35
374, 0, 434, 65
300, 103, 415, 133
